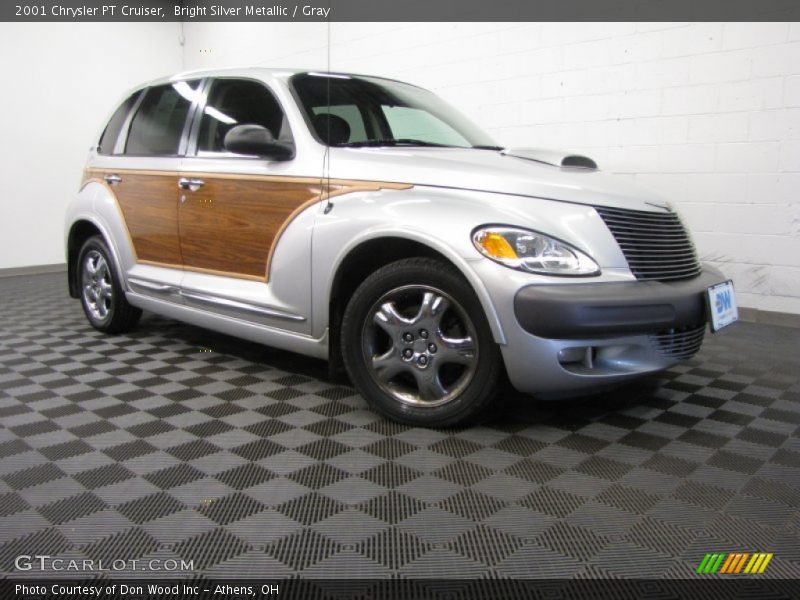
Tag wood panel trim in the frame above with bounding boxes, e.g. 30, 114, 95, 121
83, 175, 269, 283
185, 264, 266, 282
80, 176, 140, 262
137, 259, 182, 270
263, 180, 413, 280
83, 171, 183, 265
88, 168, 181, 177
86, 167, 412, 191
138, 259, 268, 283
82, 168, 413, 283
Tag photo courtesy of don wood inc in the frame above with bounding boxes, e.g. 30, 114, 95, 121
0, 1, 799, 599
15, 583, 281, 597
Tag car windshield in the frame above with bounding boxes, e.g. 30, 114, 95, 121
291, 72, 500, 149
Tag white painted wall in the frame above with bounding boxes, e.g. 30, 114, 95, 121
3, 22, 798, 315
183, 22, 800, 315
0, 23, 181, 269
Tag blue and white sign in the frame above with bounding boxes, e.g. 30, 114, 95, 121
707, 280, 738, 332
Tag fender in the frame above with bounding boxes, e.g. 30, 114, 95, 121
309, 186, 513, 345
66, 180, 136, 293
327, 226, 507, 345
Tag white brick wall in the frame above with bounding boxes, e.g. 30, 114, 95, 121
183, 22, 800, 314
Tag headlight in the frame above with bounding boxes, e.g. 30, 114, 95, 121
472, 226, 600, 276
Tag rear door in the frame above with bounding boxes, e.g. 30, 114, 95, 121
85, 80, 203, 300
109, 81, 200, 268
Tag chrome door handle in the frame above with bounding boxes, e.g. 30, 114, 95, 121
103, 174, 122, 185
178, 177, 204, 191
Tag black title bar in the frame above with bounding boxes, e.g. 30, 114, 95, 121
4, 0, 800, 22
4, 578, 800, 599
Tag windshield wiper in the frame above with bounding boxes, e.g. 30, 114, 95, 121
335, 139, 456, 148
472, 145, 505, 151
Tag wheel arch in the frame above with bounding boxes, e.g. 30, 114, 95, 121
66, 218, 124, 299
326, 233, 506, 378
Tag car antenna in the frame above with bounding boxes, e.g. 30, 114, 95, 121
323, 12, 334, 215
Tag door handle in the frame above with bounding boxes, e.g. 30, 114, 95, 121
178, 177, 205, 192
103, 174, 122, 185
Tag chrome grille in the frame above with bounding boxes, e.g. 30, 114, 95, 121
596, 206, 701, 281
650, 325, 706, 360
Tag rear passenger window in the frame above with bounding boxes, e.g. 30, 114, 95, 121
125, 81, 200, 156
98, 92, 139, 155
196, 79, 290, 155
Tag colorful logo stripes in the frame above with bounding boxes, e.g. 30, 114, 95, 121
697, 552, 773, 574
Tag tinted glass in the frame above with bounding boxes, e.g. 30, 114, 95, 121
312, 104, 367, 143
382, 106, 469, 146
197, 79, 290, 155
125, 81, 199, 155
98, 92, 139, 155
291, 73, 496, 148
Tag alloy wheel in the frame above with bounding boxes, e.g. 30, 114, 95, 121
361, 285, 479, 407
81, 250, 113, 321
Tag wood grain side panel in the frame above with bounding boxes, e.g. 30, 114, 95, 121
85, 169, 181, 265
178, 178, 324, 280
83, 168, 413, 282
262, 182, 413, 279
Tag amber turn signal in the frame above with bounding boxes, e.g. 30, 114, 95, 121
476, 232, 518, 260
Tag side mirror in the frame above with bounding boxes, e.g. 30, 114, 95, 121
223, 124, 294, 160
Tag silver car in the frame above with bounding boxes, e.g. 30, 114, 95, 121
66, 68, 738, 426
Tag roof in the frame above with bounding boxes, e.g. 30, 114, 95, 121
141, 66, 305, 87
131, 66, 418, 91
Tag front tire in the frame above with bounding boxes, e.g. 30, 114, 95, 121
341, 258, 502, 427
77, 235, 141, 333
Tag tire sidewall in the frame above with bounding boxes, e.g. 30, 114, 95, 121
341, 259, 501, 426
77, 236, 121, 331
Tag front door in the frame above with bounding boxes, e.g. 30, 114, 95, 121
177, 173, 323, 282
177, 77, 321, 332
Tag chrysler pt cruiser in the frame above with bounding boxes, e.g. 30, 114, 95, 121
66, 68, 738, 426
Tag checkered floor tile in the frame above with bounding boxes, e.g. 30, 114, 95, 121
0, 273, 798, 578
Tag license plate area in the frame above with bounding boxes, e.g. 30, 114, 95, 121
707, 280, 738, 332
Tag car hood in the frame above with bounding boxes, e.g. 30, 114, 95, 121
328, 147, 669, 212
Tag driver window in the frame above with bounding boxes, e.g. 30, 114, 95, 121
381, 105, 469, 146
311, 104, 368, 143
196, 79, 290, 156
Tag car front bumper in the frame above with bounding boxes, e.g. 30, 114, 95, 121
493, 265, 729, 397
513, 268, 725, 339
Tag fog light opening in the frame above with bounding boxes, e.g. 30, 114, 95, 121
558, 346, 596, 369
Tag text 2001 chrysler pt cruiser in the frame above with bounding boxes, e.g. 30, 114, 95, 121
66, 68, 738, 426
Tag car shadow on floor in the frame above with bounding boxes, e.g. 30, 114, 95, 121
484, 376, 668, 431
133, 313, 332, 380
131, 313, 668, 432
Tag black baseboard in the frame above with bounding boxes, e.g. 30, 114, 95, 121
738, 307, 800, 329
0, 263, 67, 277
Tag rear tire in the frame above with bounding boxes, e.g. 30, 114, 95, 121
341, 257, 502, 427
77, 235, 141, 333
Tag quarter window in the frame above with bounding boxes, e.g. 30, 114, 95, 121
196, 79, 290, 155
98, 92, 139, 155
125, 81, 200, 156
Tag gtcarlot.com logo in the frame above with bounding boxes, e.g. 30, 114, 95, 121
697, 552, 773, 574
14, 555, 194, 572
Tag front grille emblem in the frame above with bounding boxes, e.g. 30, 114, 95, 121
645, 201, 672, 212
